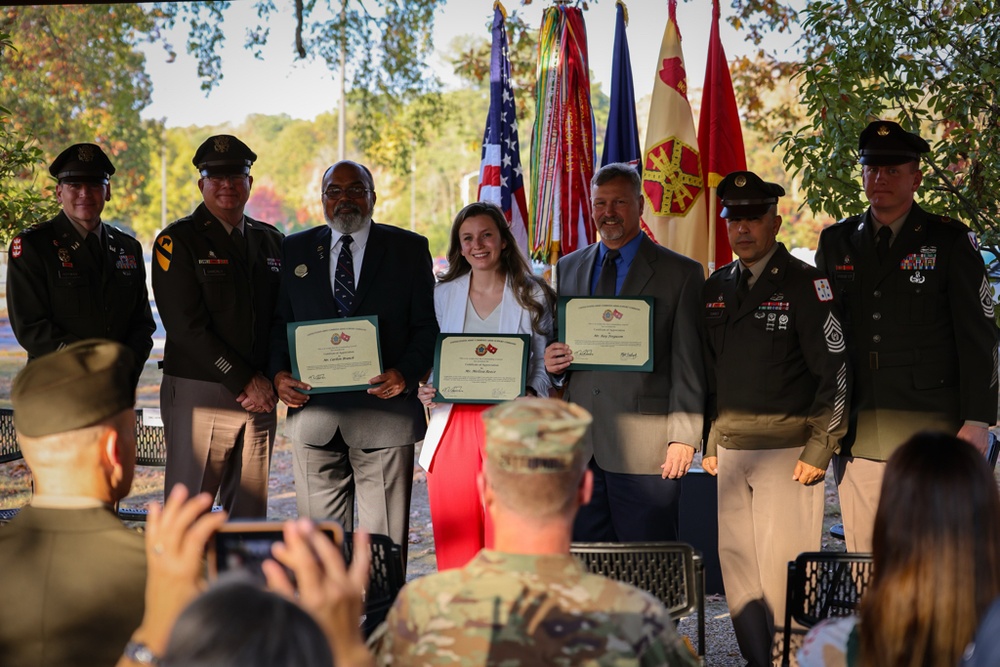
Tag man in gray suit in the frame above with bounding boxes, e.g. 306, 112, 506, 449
269, 160, 437, 564
544, 162, 707, 541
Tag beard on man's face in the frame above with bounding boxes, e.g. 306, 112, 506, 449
326, 200, 369, 234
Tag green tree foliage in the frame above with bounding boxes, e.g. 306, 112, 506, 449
0, 5, 159, 227
725, 0, 1000, 247
0, 31, 59, 239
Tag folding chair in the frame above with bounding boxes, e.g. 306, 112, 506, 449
570, 541, 706, 659
781, 551, 874, 667
0, 408, 25, 523
342, 532, 406, 638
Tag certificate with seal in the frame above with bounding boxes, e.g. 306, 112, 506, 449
433, 334, 530, 404
287, 316, 382, 394
558, 296, 654, 371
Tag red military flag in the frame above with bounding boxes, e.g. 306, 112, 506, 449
640, 0, 708, 271
698, 0, 747, 272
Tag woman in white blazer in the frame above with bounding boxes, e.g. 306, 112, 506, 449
417, 201, 554, 570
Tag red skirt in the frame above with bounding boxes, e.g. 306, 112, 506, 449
425, 403, 495, 570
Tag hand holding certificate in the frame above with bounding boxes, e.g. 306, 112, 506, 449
287, 316, 383, 393
433, 334, 529, 403
557, 297, 654, 371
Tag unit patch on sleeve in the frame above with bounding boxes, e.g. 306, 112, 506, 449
813, 278, 834, 302
155, 235, 173, 272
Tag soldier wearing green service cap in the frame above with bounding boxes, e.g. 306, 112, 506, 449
0, 340, 146, 667
368, 398, 699, 667
815, 120, 999, 552
703, 170, 850, 666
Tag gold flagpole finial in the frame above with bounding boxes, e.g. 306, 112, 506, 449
616, 0, 629, 26
494, 1, 508, 20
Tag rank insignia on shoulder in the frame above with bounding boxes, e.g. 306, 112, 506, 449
155, 236, 173, 272
813, 278, 834, 302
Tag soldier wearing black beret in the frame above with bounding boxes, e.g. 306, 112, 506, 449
5, 143, 155, 387
702, 170, 850, 666
152, 134, 284, 518
0, 340, 145, 667
815, 120, 999, 552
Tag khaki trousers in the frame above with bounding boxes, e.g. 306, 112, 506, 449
833, 454, 885, 553
162, 375, 276, 518
718, 446, 824, 667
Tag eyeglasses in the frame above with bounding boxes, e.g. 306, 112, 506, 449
322, 186, 372, 200
204, 174, 249, 185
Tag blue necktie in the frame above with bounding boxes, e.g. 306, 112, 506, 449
334, 234, 356, 317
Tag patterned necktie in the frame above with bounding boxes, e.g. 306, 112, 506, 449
735, 267, 751, 307
875, 226, 892, 264
595, 249, 620, 296
334, 234, 356, 317
230, 227, 246, 262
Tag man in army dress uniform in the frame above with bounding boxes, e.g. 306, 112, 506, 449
368, 399, 698, 666
815, 121, 999, 552
0, 340, 145, 667
702, 172, 849, 666
152, 135, 284, 518
6, 143, 155, 387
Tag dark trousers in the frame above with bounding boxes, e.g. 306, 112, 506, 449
572, 457, 681, 542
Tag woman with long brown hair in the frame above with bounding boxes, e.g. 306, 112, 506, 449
799, 432, 1000, 667
417, 201, 555, 570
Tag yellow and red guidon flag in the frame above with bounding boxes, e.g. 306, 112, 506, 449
698, 0, 746, 272
640, 0, 708, 272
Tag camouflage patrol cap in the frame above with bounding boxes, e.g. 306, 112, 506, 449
483, 399, 593, 473
48, 143, 115, 184
858, 120, 930, 165
192, 134, 257, 176
12, 340, 135, 437
717, 171, 785, 219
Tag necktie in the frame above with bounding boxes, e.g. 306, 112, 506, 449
230, 227, 247, 262
595, 249, 620, 296
875, 226, 892, 264
85, 233, 104, 275
334, 234, 356, 317
735, 267, 752, 307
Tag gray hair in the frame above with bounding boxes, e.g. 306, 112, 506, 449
591, 162, 642, 199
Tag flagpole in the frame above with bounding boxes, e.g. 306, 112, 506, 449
708, 186, 717, 274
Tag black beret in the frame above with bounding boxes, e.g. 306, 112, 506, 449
192, 135, 257, 176
717, 171, 785, 218
12, 340, 135, 437
48, 143, 115, 184
858, 121, 930, 166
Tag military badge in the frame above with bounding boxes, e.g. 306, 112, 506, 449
11, 237, 21, 259
778, 314, 789, 331
766, 313, 777, 332
58, 248, 71, 264
909, 271, 926, 284
213, 136, 231, 153
980, 276, 995, 319
294, 264, 308, 278
813, 279, 834, 302
824, 313, 846, 353
77, 144, 95, 162
155, 235, 172, 272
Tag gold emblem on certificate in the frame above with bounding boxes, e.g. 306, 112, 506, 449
287, 316, 382, 393
433, 334, 529, 404
558, 296, 654, 371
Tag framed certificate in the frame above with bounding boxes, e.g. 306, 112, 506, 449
432, 333, 530, 404
558, 296, 654, 371
287, 316, 382, 394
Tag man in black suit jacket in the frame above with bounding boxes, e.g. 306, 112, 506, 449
270, 161, 437, 562
544, 163, 706, 542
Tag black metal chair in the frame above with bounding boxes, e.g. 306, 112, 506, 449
342, 532, 405, 638
570, 541, 706, 658
781, 551, 874, 667
116, 407, 171, 521
0, 408, 25, 523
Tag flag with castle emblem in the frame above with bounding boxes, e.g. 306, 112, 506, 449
640, 0, 708, 270
478, 1, 530, 255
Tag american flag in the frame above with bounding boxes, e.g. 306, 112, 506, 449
478, 3, 530, 255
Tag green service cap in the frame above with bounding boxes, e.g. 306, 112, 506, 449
483, 398, 593, 473
12, 340, 135, 437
